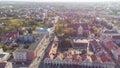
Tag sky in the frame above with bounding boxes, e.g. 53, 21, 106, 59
0, 0, 120, 2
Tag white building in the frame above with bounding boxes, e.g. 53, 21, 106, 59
78, 26, 83, 35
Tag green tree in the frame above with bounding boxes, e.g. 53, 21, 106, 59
0, 44, 7, 51
82, 49, 87, 55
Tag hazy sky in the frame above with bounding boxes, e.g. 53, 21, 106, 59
0, 0, 120, 2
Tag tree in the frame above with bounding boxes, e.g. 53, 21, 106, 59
0, 44, 3, 48
0, 27, 3, 34
82, 49, 87, 55
13, 43, 19, 47
0, 44, 7, 51
58, 37, 73, 52
92, 26, 99, 34
24, 44, 29, 49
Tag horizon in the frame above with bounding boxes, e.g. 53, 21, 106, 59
0, 0, 120, 2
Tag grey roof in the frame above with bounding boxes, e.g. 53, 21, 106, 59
15, 34, 45, 52
0, 54, 5, 58
104, 30, 118, 34
28, 34, 44, 51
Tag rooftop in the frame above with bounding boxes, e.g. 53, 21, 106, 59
0, 54, 5, 58
73, 39, 89, 43
112, 35, 120, 39
0, 31, 18, 38
103, 30, 118, 34
36, 27, 48, 33
14, 34, 45, 52
44, 38, 113, 64
0, 52, 10, 61
67, 23, 89, 30
103, 35, 119, 51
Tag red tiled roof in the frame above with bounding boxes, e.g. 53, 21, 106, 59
90, 40, 103, 52
90, 40, 97, 44
81, 54, 87, 61
115, 48, 120, 55
45, 45, 53, 58
72, 54, 81, 62
53, 52, 59, 59
74, 43, 88, 47
68, 23, 89, 30
66, 23, 89, 37
91, 55, 97, 62
99, 52, 112, 62
63, 52, 68, 58
112, 35, 120, 39
104, 39, 118, 51
0, 31, 18, 37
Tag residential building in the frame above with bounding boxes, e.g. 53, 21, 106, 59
13, 34, 47, 62
43, 37, 115, 68
101, 35, 120, 64
0, 61, 12, 68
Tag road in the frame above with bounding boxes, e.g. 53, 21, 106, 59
38, 39, 53, 68
29, 38, 50, 68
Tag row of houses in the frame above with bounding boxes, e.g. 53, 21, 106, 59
11, 28, 49, 68
0, 48, 12, 68
43, 36, 115, 68
101, 35, 120, 64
